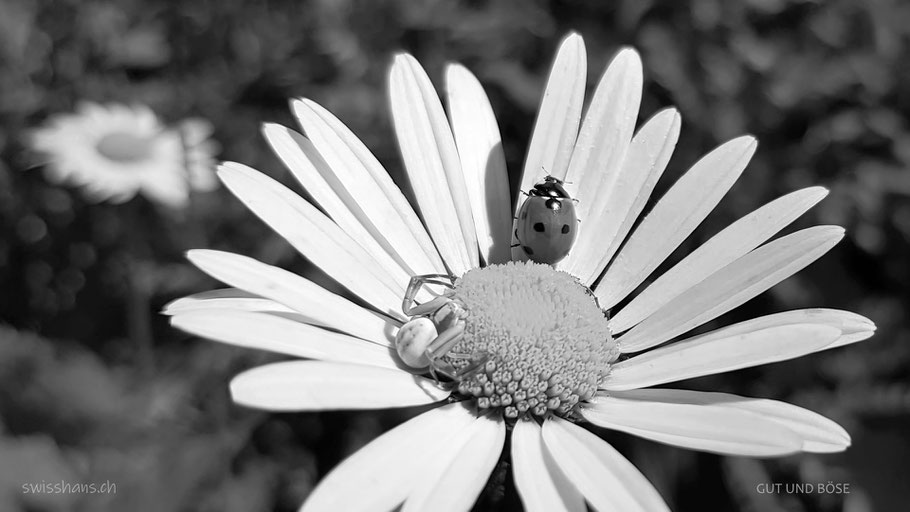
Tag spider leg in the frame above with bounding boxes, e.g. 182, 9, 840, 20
430, 360, 459, 383
446, 351, 474, 360
427, 365, 442, 386
405, 295, 451, 317
425, 321, 465, 361
401, 273, 456, 315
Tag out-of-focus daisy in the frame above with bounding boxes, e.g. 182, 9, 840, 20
176, 117, 221, 195
166, 33, 875, 511
28, 102, 218, 208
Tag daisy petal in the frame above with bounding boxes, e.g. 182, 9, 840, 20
595, 136, 758, 309
217, 162, 404, 318
390, 54, 477, 274
588, 389, 850, 453
162, 289, 326, 327
559, 48, 642, 278
513, 33, 586, 262
446, 63, 512, 265
230, 360, 447, 411
170, 310, 401, 370
565, 108, 681, 285
542, 416, 670, 512
404, 415, 505, 512
825, 313, 878, 349
656, 308, 874, 354
300, 402, 476, 512
581, 390, 802, 457
187, 249, 396, 346
512, 419, 585, 512
604, 324, 841, 391
720, 396, 851, 453
289, 100, 446, 275
616, 225, 845, 352
610, 187, 829, 333
519, 32, 586, 189
565, 47, 641, 216
263, 124, 414, 281
162, 288, 294, 315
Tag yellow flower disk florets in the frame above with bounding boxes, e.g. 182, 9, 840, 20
445, 261, 618, 418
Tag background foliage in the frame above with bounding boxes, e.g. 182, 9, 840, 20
0, 0, 908, 510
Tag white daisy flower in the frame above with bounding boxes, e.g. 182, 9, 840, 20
28, 102, 218, 208
166, 33, 875, 512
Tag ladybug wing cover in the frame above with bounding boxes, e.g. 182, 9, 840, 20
516, 200, 577, 264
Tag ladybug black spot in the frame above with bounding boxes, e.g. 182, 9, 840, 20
533, 222, 545, 233
561, 224, 570, 234
522, 246, 534, 255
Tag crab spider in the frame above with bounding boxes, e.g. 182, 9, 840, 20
395, 274, 490, 385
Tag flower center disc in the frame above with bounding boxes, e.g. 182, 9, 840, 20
445, 261, 617, 419
96, 131, 155, 163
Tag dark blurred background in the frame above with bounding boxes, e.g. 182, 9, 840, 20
0, 0, 908, 511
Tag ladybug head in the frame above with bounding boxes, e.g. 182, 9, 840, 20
530, 175, 571, 199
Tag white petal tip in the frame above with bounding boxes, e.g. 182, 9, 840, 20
647, 108, 682, 134
390, 54, 420, 82
227, 378, 249, 407
827, 314, 876, 349
602, 48, 642, 82
393, 52, 416, 65
828, 225, 847, 239
185, 248, 215, 267
445, 61, 466, 74
810, 185, 830, 198
812, 224, 847, 240
214, 167, 233, 184
805, 438, 851, 453
659, 106, 682, 120
559, 32, 584, 47
845, 316, 877, 336
169, 314, 189, 329
290, 97, 318, 117
804, 423, 851, 453
552, 33, 586, 65
613, 46, 642, 64
216, 161, 241, 176
444, 62, 478, 89
217, 162, 261, 187
160, 300, 180, 315
733, 134, 758, 152
261, 122, 283, 137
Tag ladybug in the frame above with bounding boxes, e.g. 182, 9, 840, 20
515, 175, 578, 265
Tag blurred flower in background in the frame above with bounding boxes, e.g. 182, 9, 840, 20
27, 102, 218, 208
177, 118, 221, 196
